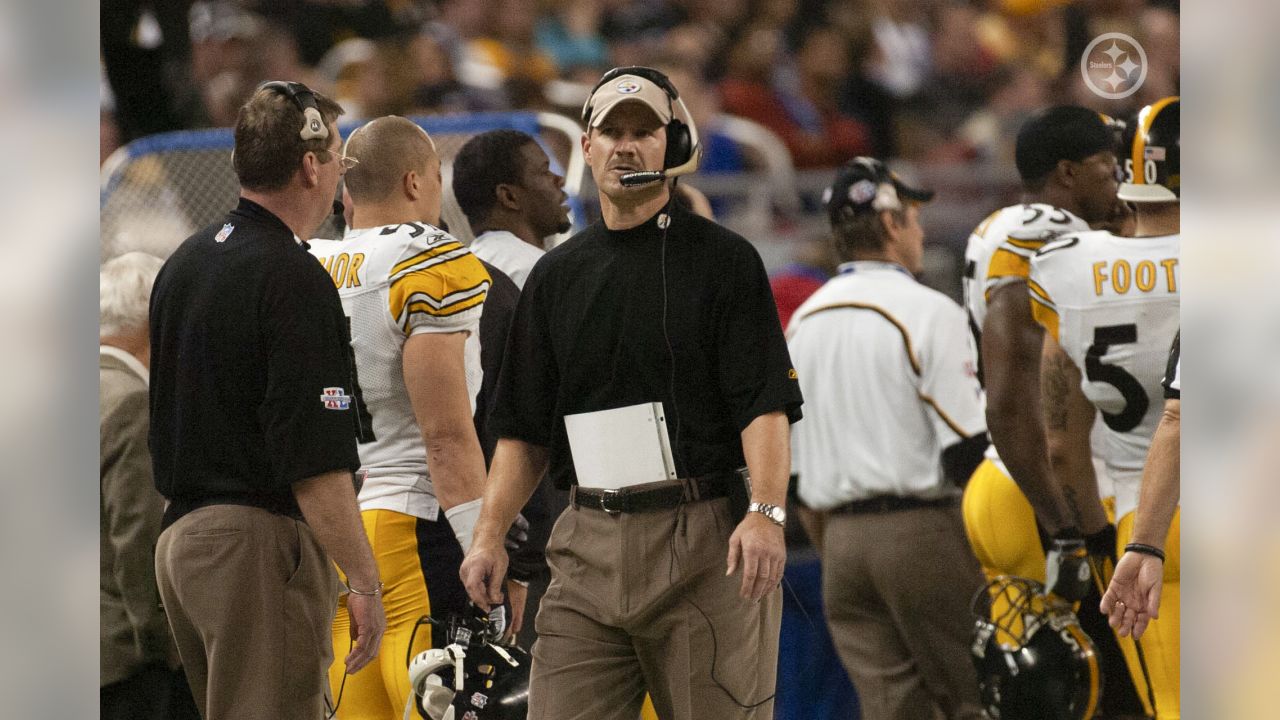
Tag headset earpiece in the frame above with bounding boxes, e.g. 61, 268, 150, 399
664, 116, 693, 170
259, 80, 329, 142
583, 66, 700, 176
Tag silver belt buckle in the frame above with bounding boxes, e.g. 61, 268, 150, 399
599, 488, 623, 515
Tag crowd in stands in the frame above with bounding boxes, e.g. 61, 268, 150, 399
102, 0, 1179, 171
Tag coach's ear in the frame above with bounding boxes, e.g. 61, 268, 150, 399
300, 149, 322, 189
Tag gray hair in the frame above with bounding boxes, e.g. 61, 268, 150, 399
100, 252, 164, 336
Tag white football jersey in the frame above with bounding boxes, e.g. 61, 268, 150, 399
961, 203, 1090, 473
310, 222, 490, 520
1028, 231, 1180, 519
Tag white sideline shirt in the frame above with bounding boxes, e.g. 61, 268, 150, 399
788, 261, 986, 510
468, 230, 545, 290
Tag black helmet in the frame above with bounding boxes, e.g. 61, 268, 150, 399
409, 606, 530, 719
971, 576, 1102, 720
1119, 97, 1180, 202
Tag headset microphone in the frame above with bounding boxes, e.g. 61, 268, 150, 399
620, 170, 666, 187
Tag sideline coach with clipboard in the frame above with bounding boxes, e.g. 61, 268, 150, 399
460, 66, 803, 719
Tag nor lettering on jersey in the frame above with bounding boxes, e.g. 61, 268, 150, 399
320, 386, 352, 410
319, 252, 365, 289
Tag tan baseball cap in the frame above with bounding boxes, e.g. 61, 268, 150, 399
583, 73, 673, 128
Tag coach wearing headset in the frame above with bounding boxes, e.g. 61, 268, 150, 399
459, 67, 803, 719
149, 82, 385, 720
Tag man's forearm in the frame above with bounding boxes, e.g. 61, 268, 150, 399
742, 411, 790, 506
1040, 335, 1110, 534
1130, 401, 1180, 548
987, 387, 1075, 534
294, 469, 379, 589
424, 426, 487, 510
983, 283, 1076, 535
403, 331, 488, 509
472, 438, 549, 546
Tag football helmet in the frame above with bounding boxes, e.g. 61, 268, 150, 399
971, 576, 1101, 720
407, 605, 531, 720
1119, 97, 1179, 202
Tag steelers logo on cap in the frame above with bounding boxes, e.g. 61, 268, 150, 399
616, 79, 641, 94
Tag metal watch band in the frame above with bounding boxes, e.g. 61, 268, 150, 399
748, 501, 786, 527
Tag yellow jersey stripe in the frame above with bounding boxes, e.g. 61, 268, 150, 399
403, 292, 486, 322
1026, 279, 1053, 304
973, 209, 1002, 239
983, 249, 1031, 298
390, 241, 464, 277
1004, 236, 1047, 252
388, 255, 491, 322
393, 279, 489, 323
388, 252, 479, 294
1132, 96, 1179, 186
1029, 296, 1059, 341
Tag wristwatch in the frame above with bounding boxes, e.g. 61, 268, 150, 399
748, 501, 786, 528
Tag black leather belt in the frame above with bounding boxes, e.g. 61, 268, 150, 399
831, 495, 958, 515
570, 470, 743, 515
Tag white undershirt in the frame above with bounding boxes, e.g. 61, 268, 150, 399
468, 230, 545, 290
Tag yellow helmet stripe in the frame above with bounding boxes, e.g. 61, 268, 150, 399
1065, 623, 1100, 719
1131, 96, 1179, 186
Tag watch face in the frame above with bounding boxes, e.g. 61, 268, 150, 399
751, 503, 785, 524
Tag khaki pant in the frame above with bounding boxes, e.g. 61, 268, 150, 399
821, 505, 986, 720
530, 496, 780, 720
155, 504, 339, 720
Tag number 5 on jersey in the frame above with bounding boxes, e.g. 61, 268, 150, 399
1085, 323, 1147, 433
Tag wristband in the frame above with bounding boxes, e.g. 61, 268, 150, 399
444, 498, 483, 554
1124, 542, 1166, 562
345, 580, 384, 597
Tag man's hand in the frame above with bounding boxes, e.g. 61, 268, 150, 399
726, 512, 786, 601
344, 593, 386, 674
460, 538, 508, 612
504, 579, 529, 643
1100, 551, 1164, 638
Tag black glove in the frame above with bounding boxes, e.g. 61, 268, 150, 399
1044, 528, 1091, 602
1084, 523, 1118, 563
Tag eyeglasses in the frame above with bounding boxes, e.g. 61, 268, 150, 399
318, 149, 359, 170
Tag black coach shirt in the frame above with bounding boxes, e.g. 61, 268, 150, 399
149, 198, 361, 526
489, 201, 803, 490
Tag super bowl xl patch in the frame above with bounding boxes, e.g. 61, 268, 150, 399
214, 223, 235, 243
321, 387, 351, 410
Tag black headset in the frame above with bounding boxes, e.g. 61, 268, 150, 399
258, 80, 329, 142
581, 66, 698, 174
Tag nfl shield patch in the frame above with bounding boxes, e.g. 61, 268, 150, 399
214, 223, 235, 243
321, 387, 352, 410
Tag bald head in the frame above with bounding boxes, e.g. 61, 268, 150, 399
343, 116, 439, 204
